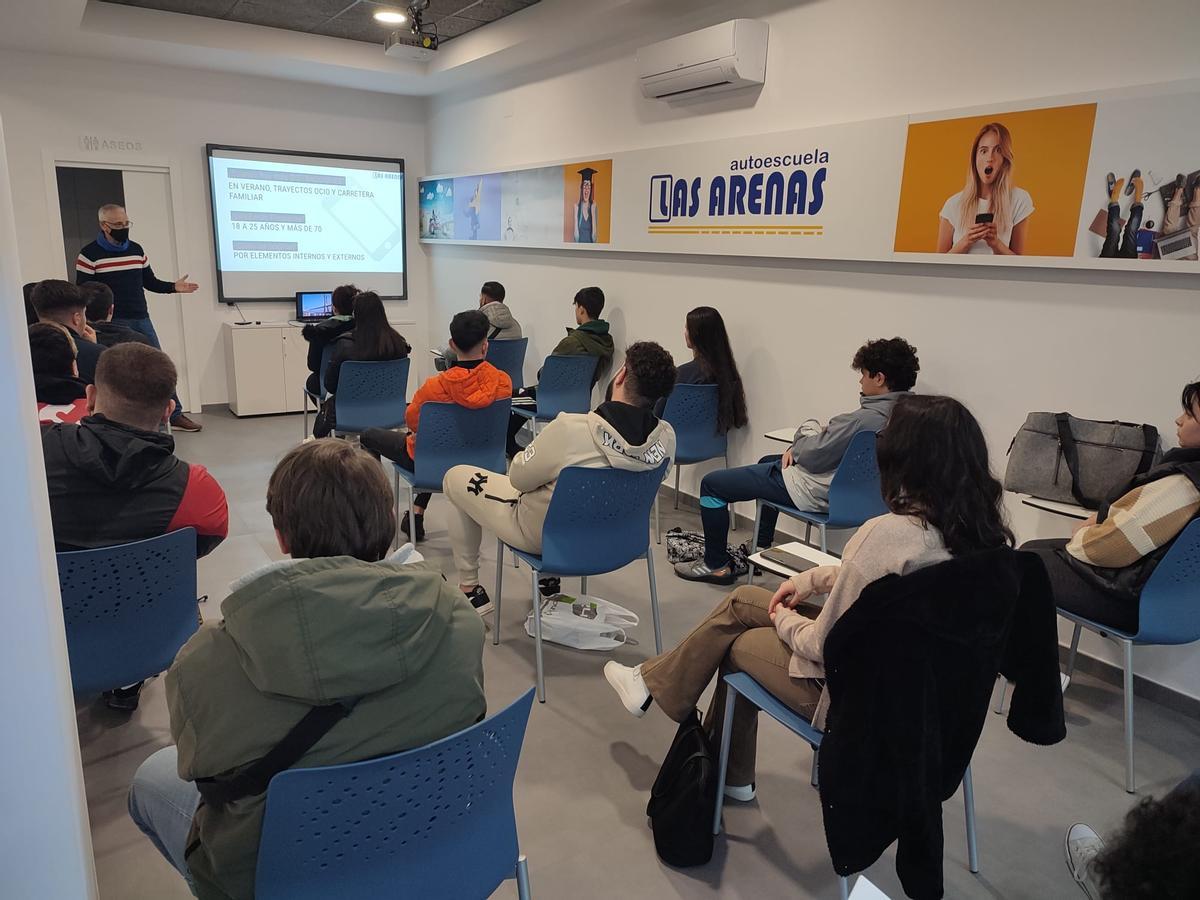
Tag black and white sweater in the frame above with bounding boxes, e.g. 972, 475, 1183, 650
76, 238, 176, 320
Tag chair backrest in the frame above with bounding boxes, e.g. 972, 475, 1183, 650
539, 461, 670, 576
1136, 518, 1200, 645
485, 338, 528, 392
317, 344, 335, 400
824, 430, 888, 529
411, 399, 512, 491
335, 358, 411, 432
535, 354, 597, 419
255, 688, 536, 900
662, 383, 727, 465
56, 528, 199, 694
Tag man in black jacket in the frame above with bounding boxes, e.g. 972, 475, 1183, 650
30, 280, 105, 384
301, 283, 358, 396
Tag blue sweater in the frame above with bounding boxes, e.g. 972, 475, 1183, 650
76, 235, 175, 320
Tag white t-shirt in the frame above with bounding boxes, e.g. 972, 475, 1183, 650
939, 187, 1034, 254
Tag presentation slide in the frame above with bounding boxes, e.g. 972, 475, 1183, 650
207, 146, 406, 302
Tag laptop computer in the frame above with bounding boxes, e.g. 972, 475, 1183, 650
295, 291, 334, 322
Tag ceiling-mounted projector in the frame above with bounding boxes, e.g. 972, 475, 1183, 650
386, 29, 438, 60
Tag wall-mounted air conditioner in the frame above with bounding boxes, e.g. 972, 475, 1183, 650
637, 19, 768, 101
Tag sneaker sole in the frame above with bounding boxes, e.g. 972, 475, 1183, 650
674, 569, 737, 586
603, 663, 649, 718
173, 425, 202, 432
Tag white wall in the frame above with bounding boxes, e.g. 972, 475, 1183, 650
0, 51, 430, 407
425, 0, 1200, 698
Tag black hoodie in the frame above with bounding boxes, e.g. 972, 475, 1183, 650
41, 415, 229, 555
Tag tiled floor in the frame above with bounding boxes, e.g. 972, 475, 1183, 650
79, 407, 1200, 899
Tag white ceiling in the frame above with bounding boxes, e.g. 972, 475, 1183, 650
0, 0, 800, 97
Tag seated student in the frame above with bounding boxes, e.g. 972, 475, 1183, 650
1023, 379, 1200, 635
1065, 769, 1200, 899
22, 281, 38, 326
442, 281, 521, 366
30, 279, 105, 384
605, 395, 1010, 800
653, 306, 749, 433
300, 282, 357, 395
42, 343, 228, 709
361, 310, 512, 542
80, 281, 152, 347
506, 286, 614, 457
29, 323, 89, 425
675, 336, 920, 585
313, 290, 411, 437
128, 439, 486, 900
446, 341, 677, 614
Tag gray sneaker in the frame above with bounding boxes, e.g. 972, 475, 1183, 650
1065, 823, 1104, 899
673, 559, 737, 585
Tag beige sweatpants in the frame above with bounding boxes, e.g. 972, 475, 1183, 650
444, 464, 542, 586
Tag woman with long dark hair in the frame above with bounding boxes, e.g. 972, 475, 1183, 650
655, 306, 748, 435
314, 291, 411, 437
604, 394, 1012, 798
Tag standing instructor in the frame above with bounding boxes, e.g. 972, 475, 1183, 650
76, 203, 202, 431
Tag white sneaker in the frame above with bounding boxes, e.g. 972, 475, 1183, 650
603, 662, 652, 717
723, 782, 756, 802
1065, 823, 1104, 899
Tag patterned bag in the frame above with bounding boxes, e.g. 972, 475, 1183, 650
664, 528, 750, 576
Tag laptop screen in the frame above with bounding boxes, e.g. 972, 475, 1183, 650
296, 291, 334, 321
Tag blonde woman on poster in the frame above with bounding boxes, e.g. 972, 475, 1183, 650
937, 122, 1033, 255
574, 167, 598, 243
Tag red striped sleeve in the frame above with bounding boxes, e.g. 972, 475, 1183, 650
75, 255, 96, 274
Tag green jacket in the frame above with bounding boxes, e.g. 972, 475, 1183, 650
165, 557, 486, 900
551, 319, 614, 384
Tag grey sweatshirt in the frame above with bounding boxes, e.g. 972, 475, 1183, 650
443, 301, 522, 362
781, 391, 907, 512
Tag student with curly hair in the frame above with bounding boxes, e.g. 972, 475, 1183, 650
676, 337, 920, 585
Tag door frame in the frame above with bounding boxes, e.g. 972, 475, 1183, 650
41, 150, 200, 414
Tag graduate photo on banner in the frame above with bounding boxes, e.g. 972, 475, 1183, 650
419, 179, 454, 239
563, 159, 613, 244
894, 104, 1097, 257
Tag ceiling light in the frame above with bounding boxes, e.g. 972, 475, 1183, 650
374, 10, 408, 25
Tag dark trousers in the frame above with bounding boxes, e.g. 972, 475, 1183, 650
506, 387, 537, 457
112, 317, 183, 421
1100, 202, 1143, 259
361, 430, 432, 508
699, 454, 794, 569
1022, 538, 1139, 633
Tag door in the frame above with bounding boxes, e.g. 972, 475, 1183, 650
54, 164, 192, 411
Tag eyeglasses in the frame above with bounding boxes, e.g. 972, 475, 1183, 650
103, 220, 132, 228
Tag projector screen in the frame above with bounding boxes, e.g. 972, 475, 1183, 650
206, 145, 406, 303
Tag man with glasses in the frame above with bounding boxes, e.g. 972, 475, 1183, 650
75, 203, 202, 431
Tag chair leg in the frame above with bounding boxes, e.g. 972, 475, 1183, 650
746, 502, 764, 585
393, 471, 401, 551
302, 393, 310, 438
805, 522, 812, 545
819, 525, 827, 555
1122, 639, 1135, 793
712, 682, 736, 835
993, 678, 1008, 715
646, 551, 662, 654
810, 746, 820, 788
655, 495, 661, 545
513, 545, 519, 569
674, 465, 680, 510
408, 486, 416, 551
1065, 623, 1082, 681
962, 763, 979, 874
838, 876, 850, 900
580, 575, 588, 595
724, 452, 735, 531
493, 538, 504, 647
516, 854, 532, 900
531, 571, 546, 703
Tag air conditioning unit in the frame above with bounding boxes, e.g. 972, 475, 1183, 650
637, 19, 768, 101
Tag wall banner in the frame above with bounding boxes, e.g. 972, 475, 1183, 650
419, 82, 1200, 273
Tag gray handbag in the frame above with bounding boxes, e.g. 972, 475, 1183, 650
1004, 412, 1161, 509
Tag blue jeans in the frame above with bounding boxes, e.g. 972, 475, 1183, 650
699, 454, 798, 569
128, 746, 200, 888
111, 316, 183, 421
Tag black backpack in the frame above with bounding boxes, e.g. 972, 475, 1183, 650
646, 710, 718, 867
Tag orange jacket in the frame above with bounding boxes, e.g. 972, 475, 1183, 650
406, 361, 512, 458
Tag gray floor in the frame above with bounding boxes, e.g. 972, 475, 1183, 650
79, 407, 1200, 899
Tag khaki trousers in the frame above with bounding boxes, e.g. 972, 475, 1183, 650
444, 464, 542, 586
642, 585, 823, 787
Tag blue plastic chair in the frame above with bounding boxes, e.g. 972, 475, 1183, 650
495, 461, 670, 702
712, 672, 979, 898
747, 431, 886, 578
333, 358, 411, 434
393, 399, 512, 543
302, 343, 335, 438
255, 688, 536, 900
486, 338, 529, 393
657, 384, 730, 543
997, 518, 1200, 793
56, 528, 199, 695
511, 355, 597, 436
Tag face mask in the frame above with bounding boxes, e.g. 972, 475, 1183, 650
107, 226, 129, 243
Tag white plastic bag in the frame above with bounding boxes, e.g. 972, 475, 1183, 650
524, 593, 639, 651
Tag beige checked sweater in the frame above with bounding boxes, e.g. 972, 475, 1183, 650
1067, 474, 1200, 568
